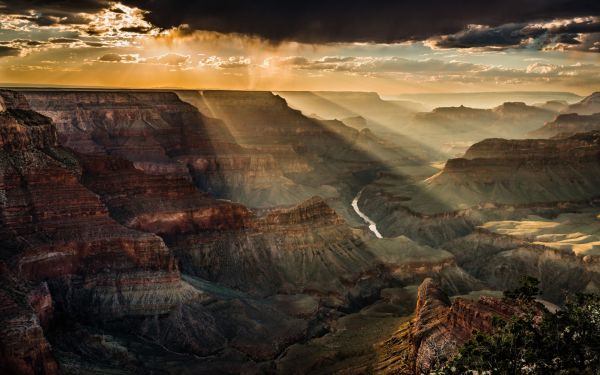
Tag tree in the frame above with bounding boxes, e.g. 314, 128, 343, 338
437, 278, 600, 375
502, 275, 541, 303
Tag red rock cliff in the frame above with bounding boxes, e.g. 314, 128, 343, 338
410, 278, 516, 374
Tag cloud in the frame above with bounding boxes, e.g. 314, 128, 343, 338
198, 55, 252, 69
98, 53, 138, 62
0, 39, 45, 47
116, 0, 599, 44
0, 1, 109, 24
268, 56, 482, 74
544, 32, 600, 52
119, 26, 152, 33
430, 16, 600, 52
145, 53, 190, 66
0, 45, 20, 57
432, 23, 544, 49
48, 38, 81, 44
0, 2, 157, 39
1, 0, 598, 52
97, 52, 190, 66
1, 0, 597, 45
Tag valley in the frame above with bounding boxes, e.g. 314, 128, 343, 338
1, 87, 599, 374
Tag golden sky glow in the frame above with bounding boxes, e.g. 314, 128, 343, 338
0, 3, 598, 95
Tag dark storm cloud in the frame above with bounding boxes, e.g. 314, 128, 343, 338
434, 23, 546, 48
433, 17, 600, 50
48, 38, 80, 44
0, 45, 20, 57
119, 26, 152, 33
0, 0, 109, 17
121, 0, 599, 43
0, 1, 107, 26
555, 33, 581, 44
1, 0, 599, 47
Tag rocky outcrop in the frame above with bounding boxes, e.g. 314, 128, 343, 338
21, 90, 318, 208
414, 102, 554, 134
0, 265, 58, 375
408, 102, 556, 156
444, 229, 599, 304
396, 132, 600, 214
261, 196, 344, 227
0, 91, 207, 373
529, 112, 600, 138
77, 153, 254, 234
179, 90, 428, 208
534, 100, 569, 113
565, 92, 600, 115
168, 196, 380, 298
410, 279, 516, 374
276, 90, 440, 161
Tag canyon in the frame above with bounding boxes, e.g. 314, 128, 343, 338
1, 88, 599, 374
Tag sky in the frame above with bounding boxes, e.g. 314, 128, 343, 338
0, 0, 598, 95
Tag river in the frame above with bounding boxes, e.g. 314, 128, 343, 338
351, 188, 383, 239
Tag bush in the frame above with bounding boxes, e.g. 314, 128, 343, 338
437, 278, 600, 374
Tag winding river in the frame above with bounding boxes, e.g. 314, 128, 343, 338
351, 188, 383, 239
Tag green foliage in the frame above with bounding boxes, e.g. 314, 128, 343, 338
437, 278, 600, 375
503, 276, 541, 302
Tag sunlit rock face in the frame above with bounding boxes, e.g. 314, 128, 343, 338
529, 112, 600, 138
276, 90, 441, 161
21, 90, 316, 209
422, 132, 600, 211
442, 210, 600, 305
177, 89, 432, 221
409, 278, 517, 374
565, 92, 600, 115
77, 153, 254, 234
359, 131, 600, 221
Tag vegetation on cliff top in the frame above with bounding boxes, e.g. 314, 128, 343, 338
439, 277, 600, 374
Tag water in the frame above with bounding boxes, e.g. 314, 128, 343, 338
351, 188, 383, 239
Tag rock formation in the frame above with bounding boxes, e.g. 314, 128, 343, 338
409, 278, 516, 374
0, 90, 197, 319
534, 100, 569, 113
564, 92, 600, 115
177, 89, 432, 219
276, 90, 440, 161
529, 112, 600, 138
0, 264, 58, 375
21, 90, 319, 209
1, 89, 485, 374
3, 86, 598, 374
410, 102, 556, 155
385, 132, 600, 215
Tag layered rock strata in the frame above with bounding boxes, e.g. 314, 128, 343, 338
22, 90, 314, 208
369, 132, 600, 216
0, 90, 203, 372
410, 279, 516, 374
529, 112, 600, 138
